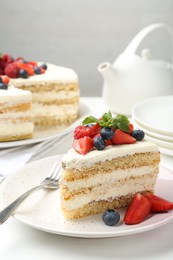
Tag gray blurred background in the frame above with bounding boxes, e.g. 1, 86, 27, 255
0, 0, 173, 96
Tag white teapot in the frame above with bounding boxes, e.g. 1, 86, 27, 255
98, 23, 173, 115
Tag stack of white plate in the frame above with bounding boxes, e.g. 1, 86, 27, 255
131, 96, 173, 156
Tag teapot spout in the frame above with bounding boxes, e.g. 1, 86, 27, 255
98, 62, 116, 81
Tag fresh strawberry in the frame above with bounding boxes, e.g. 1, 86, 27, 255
18, 63, 34, 76
4, 63, 19, 78
145, 192, 173, 212
111, 129, 136, 145
40, 67, 45, 74
1, 75, 10, 84
128, 123, 134, 134
73, 136, 94, 155
124, 193, 151, 225
27, 61, 38, 66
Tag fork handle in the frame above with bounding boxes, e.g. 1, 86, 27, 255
0, 185, 43, 224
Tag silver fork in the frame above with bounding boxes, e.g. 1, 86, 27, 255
0, 161, 61, 224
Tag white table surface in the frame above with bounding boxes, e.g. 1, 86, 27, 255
0, 97, 173, 260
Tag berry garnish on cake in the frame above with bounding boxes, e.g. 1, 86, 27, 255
0, 75, 9, 90
0, 53, 47, 79
123, 192, 173, 225
60, 110, 160, 220
73, 111, 145, 154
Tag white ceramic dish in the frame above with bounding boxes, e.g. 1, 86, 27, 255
132, 96, 173, 136
0, 101, 90, 149
0, 155, 173, 238
145, 135, 173, 150
132, 118, 173, 143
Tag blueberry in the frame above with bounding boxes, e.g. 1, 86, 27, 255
100, 127, 114, 140
19, 69, 29, 79
102, 210, 120, 226
94, 136, 106, 150
40, 63, 47, 70
0, 83, 8, 90
34, 66, 41, 74
131, 129, 145, 141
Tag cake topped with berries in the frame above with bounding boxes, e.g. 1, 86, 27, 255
0, 53, 79, 130
0, 75, 33, 141
60, 112, 160, 220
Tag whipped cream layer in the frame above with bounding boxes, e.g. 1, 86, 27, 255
0, 111, 33, 120
0, 122, 34, 136
33, 90, 79, 103
61, 165, 158, 191
61, 172, 157, 210
10, 63, 78, 86
0, 87, 32, 105
32, 103, 78, 116
62, 140, 159, 169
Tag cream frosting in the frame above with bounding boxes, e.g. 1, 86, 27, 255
9, 63, 78, 87
32, 90, 79, 103
0, 87, 32, 104
62, 140, 159, 169
61, 174, 157, 210
32, 103, 78, 116
0, 122, 34, 136
61, 165, 158, 191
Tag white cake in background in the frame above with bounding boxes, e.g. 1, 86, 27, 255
10, 63, 80, 129
60, 140, 160, 219
0, 87, 33, 141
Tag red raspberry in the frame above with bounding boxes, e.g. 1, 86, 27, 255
0, 67, 3, 75
4, 63, 20, 78
74, 125, 91, 139
2, 54, 14, 63
89, 123, 101, 137
0, 59, 6, 70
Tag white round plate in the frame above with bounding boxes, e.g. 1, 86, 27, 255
0, 101, 90, 148
132, 118, 173, 143
0, 155, 173, 238
132, 96, 173, 136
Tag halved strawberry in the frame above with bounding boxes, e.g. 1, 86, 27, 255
124, 193, 151, 225
27, 61, 38, 67
73, 136, 94, 155
18, 63, 34, 76
145, 192, 173, 212
0, 75, 10, 84
128, 123, 134, 134
111, 129, 136, 145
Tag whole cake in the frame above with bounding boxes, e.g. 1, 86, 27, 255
0, 53, 79, 130
60, 112, 160, 219
0, 76, 33, 141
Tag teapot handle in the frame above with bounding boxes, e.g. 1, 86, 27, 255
124, 23, 173, 61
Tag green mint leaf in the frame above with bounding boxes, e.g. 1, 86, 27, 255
102, 111, 112, 122
82, 116, 99, 125
111, 114, 129, 132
